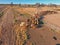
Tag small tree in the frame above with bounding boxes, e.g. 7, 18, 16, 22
19, 3, 21, 6
48, 3, 57, 7
10, 2, 13, 6
41, 3, 46, 7
35, 3, 40, 7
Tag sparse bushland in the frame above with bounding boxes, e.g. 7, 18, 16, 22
14, 23, 30, 45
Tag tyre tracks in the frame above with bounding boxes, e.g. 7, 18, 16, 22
1, 7, 16, 45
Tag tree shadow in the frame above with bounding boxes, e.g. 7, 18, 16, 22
56, 44, 60, 45
53, 36, 57, 40
37, 15, 44, 28
0, 40, 2, 45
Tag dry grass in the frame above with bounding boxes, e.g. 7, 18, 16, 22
14, 23, 29, 45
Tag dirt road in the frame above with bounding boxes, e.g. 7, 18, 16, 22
1, 7, 16, 45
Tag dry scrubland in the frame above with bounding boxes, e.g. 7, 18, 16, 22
0, 5, 60, 45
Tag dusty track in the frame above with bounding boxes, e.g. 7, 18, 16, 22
1, 7, 16, 45
0, 6, 6, 12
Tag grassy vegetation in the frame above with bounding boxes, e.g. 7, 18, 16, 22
13, 8, 38, 45
13, 10, 31, 24
21, 13, 31, 18
19, 30, 28, 45
14, 23, 30, 45
0, 12, 3, 17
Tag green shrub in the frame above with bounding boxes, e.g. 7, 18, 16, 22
0, 12, 3, 17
